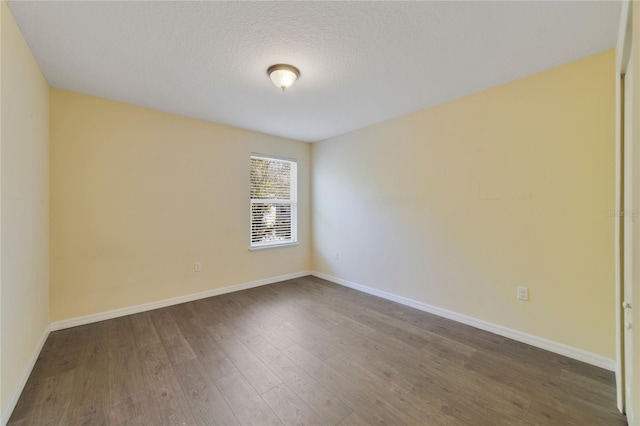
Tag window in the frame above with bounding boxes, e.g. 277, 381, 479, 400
250, 154, 297, 248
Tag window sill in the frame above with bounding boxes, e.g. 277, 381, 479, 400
249, 242, 299, 251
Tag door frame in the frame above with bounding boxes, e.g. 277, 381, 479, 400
616, 0, 634, 416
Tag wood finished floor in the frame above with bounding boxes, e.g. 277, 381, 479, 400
9, 276, 626, 426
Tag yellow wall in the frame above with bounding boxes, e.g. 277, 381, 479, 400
0, 0, 50, 415
50, 89, 311, 322
312, 50, 616, 358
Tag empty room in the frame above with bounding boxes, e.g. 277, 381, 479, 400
1, 0, 639, 425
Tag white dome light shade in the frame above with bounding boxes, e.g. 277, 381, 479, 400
267, 64, 300, 92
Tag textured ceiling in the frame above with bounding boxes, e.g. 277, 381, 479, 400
8, 1, 621, 142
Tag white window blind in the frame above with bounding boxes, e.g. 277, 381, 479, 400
250, 155, 297, 248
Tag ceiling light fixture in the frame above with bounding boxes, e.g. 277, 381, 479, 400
267, 64, 300, 92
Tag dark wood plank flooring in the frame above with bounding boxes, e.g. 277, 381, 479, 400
9, 276, 627, 425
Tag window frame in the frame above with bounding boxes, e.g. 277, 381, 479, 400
249, 153, 298, 250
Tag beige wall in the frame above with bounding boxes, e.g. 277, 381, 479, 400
50, 89, 311, 322
312, 50, 616, 359
0, 0, 50, 416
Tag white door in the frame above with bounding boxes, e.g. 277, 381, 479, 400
623, 53, 635, 420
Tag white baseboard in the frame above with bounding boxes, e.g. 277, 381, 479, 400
311, 271, 616, 372
1, 325, 51, 426
50, 271, 311, 331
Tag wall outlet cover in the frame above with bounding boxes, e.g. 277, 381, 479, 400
517, 286, 529, 301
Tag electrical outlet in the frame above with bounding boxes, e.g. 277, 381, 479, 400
335, 251, 339, 261
194, 261, 201, 272
517, 286, 529, 301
